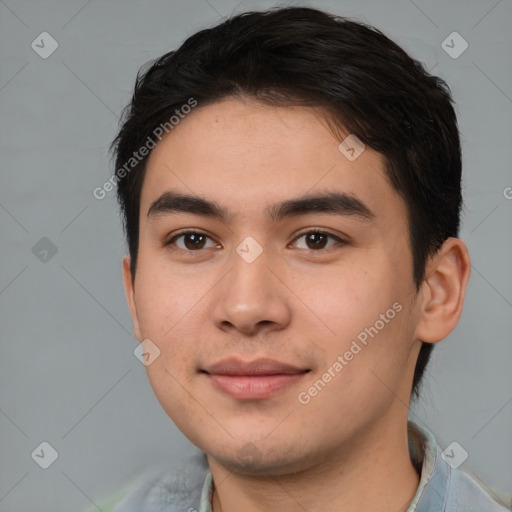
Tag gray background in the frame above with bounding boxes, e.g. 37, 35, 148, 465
1, 0, 511, 510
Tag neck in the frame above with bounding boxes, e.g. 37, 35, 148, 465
209, 409, 420, 512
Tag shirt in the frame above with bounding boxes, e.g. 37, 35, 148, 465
111, 420, 510, 512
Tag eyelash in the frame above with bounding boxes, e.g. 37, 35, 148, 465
164, 229, 345, 253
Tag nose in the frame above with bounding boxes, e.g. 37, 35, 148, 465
210, 247, 292, 336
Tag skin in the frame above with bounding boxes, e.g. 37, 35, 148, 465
123, 97, 471, 512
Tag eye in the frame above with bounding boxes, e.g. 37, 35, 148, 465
291, 230, 344, 250
166, 231, 220, 251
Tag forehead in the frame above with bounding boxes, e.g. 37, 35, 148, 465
140, 98, 405, 225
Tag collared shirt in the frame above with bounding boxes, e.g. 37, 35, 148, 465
112, 421, 510, 512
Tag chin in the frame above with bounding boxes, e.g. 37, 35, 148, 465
205, 437, 319, 477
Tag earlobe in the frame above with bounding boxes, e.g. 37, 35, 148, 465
122, 255, 143, 341
414, 238, 471, 344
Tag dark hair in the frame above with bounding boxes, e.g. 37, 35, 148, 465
110, 6, 462, 401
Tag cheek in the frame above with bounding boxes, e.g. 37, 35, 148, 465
295, 263, 412, 391
288, 262, 394, 345
134, 260, 204, 339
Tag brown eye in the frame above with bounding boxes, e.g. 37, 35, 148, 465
305, 232, 328, 249
182, 233, 207, 250
292, 230, 343, 250
167, 232, 218, 251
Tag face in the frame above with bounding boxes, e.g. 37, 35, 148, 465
123, 98, 426, 475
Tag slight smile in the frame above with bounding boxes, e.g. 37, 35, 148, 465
201, 358, 311, 400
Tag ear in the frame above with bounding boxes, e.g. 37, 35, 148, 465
122, 254, 143, 341
414, 237, 471, 343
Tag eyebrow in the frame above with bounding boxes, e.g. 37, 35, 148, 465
147, 190, 376, 223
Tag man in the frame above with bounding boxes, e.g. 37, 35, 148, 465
109, 6, 509, 511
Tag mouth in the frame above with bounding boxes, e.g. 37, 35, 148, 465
201, 357, 310, 400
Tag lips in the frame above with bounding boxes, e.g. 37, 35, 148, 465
202, 358, 309, 400
203, 357, 308, 376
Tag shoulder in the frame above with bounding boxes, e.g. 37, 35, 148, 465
444, 466, 511, 511
408, 421, 510, 512
112, 451, 209, 512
